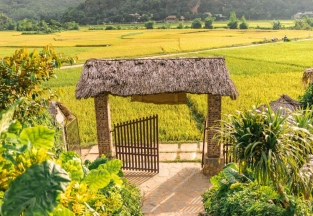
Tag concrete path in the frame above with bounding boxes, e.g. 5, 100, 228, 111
82, 147, 212, 216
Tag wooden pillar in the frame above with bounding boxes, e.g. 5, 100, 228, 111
203, 94, 224, 176
94, 93, 113, 157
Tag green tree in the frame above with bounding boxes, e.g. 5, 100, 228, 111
204, 16, 215, 29
239, 15, 248, 29
0, 13, 14, 30
16, 18, 38, 31
191, 18, 202, 29
144, 21, 155, 29
227, 11, 238, 29
272, 20, 282, 30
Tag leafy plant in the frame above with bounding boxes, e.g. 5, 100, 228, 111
1, 160, 70, 216
217, 107, 313, 207
203, 163, 313, 215
0, 45, 77, 125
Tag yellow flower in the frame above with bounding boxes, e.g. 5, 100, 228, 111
72, 203, 85, 215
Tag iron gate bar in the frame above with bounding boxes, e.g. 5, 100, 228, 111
64, 115, 81, 156
113, 115, 159, 173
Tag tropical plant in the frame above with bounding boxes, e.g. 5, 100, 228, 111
217, 107, 313, 207
0, 100, 71, 215
202, 163, 313, 216
227, 11, 238, 29
0, 101, 143, 215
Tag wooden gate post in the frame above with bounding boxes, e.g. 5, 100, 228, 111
203, 94, 224, 176
94, 93, 113, 157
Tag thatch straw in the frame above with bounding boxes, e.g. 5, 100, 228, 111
257, 94, 301, 115
302, 68, 313, 87
49, 101, 75, 122
75, 57, 239, 100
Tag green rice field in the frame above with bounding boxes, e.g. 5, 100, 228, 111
1, 22, 312, 146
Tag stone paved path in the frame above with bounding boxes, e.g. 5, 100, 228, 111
124, 163, 211, 216
83, 146, 212, 215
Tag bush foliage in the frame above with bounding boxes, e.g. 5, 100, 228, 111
203, 163, 313, 216
0, 46, 77, 125
191, 18, 202, 29
203, 106, 313, 215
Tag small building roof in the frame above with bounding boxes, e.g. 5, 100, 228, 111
166, 15, 177, 19
257, 94, 301, 115
75, 57, 239, 100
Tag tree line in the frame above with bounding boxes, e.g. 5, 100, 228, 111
61, 0, 313, 24
1, 0, 313, 30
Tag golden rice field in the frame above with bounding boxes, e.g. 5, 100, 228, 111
0, 21, 311, 63
1, 24, 313, 146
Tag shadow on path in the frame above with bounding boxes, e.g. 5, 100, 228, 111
124, 163, 211, 215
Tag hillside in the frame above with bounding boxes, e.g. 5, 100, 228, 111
0, 0, 84, 21
62, 0, 313, 24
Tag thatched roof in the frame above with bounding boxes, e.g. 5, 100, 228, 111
257, 94, 301, 114
75, 58, 239, 100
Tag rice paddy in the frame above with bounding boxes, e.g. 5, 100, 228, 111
1, 22, 312, 146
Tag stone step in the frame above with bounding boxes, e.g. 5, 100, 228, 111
159, 143, 205, 153
159, 152, 202, 161
84, 143, 205, 162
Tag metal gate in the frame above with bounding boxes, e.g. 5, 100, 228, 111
112, 115, 159, 173
64, 117, 81, 156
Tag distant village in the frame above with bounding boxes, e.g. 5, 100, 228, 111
129, 12, 227, 23
293, 11, 313, 19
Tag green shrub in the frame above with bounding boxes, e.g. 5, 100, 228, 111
227, 11, 238, 29
239, 15, 249, 29
272, 20, 282, 30
89, 26, 104, 30
204, 16, 215, 29
191, 18, 202, 29
0, 46, 77, 125
202, 163, 313, 216
144, 21, 155, 29
177, 22, 184, 29
105, 25, 115, 30
217, 107, 313, 208
158, 22, 171, 29
299, 83, 313, 108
